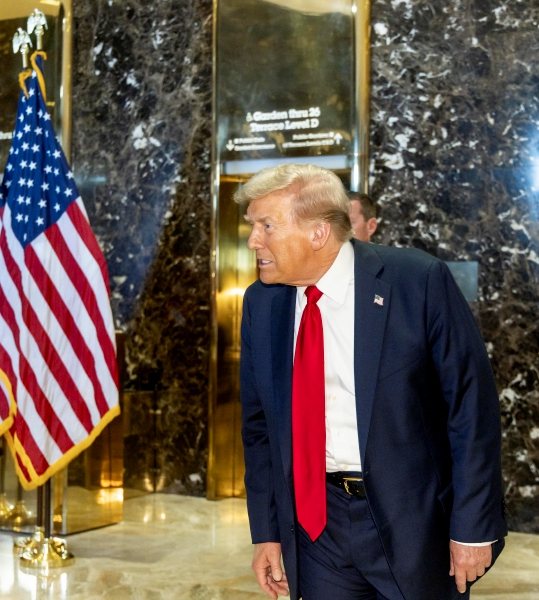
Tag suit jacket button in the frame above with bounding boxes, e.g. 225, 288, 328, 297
291, 525, 294, 531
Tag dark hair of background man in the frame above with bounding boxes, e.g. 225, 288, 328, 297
346, 191, 378, 221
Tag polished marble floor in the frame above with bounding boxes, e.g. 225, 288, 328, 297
0, 493, 538, 599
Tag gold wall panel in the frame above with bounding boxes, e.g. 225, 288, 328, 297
208, 179, 256, 499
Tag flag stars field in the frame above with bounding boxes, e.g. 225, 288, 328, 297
1, 77, 79, 246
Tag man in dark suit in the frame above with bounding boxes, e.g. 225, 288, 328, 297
236, 164, 506, 600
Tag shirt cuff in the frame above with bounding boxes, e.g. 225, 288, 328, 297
451, 540, 497, 547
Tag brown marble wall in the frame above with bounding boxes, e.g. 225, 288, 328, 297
71, 0, 212, 495
370, 0, 539, 532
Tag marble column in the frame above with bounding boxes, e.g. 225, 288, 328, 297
370, 0, 539, 532
71, 0, 213, 494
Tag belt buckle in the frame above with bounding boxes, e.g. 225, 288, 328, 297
343, 477, 363, 495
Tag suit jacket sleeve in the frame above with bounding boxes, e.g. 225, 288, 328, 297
240, 292, 280, 544
426, 260, 506, 543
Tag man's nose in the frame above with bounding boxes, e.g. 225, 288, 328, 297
247, 226, 262, 250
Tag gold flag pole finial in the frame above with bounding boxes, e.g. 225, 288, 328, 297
27, 9, 48, 51
12, 28, 32, 69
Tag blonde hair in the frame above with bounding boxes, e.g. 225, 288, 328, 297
234, 163, 353, 242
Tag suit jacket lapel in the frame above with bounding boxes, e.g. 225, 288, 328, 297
353, 241, 391, 465
271, 284, 296, 486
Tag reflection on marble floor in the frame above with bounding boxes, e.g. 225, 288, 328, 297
0, 493, 538, 599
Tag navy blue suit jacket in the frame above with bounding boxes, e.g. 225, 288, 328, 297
240, 239, 507, 600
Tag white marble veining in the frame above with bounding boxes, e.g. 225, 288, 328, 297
0, 493, 538, 599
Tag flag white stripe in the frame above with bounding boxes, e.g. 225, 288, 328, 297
60, 201, 116, 344
75, 197, 89, 222
0, 311, 62, 465
31, 234, 105, 424
4, 209, 100, 426
1, 208, 90, 447
33, 217, 117, 416
0, 381, 11, 409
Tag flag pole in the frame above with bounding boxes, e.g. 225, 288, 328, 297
12, 28, 32, 70
28, 8, 48, 52
11, 14, 75, 570
4, 4, 118, 567
19, 479, 75, 572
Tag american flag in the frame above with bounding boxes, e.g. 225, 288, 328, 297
0, 54, 119, 489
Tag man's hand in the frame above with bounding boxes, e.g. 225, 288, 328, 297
449, 541, 492, 593
252, 542, 289, 599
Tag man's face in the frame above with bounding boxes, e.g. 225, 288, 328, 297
245, 190, 316, 285
349, 200, 377, 242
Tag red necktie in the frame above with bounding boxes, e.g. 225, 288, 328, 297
292, 285, 326, 541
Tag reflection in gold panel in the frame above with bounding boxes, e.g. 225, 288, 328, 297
208, 179, 257, 499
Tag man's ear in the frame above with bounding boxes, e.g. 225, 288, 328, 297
367, 218, 378, 238
311, 222, 332, 250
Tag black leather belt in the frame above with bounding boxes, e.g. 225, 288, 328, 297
326, 472, 366, 498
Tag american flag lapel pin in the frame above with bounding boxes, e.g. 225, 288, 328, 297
374, 294, 384, 306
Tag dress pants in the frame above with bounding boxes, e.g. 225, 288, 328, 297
298, 480, 468, 600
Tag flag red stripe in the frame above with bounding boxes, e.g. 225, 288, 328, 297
68, 201, 111, 294
12, 409, 50, 478
1, 236, 93, 434
0, 343, 17, 421
0, 393, 9, 421
45, 224, 118, 389
0, 235, 79, 452
0, 279, 73, 457
15, 450, 33, 482
0, 346, 17, 394
25, 244, 110, 419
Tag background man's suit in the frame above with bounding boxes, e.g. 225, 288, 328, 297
240, 239, 507, 600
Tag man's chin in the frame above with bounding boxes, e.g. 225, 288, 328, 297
259, 271, 280, 285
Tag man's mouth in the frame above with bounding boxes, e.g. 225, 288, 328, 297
258, 259, 272, 266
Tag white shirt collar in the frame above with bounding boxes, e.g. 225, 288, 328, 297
297, 241, 354, 306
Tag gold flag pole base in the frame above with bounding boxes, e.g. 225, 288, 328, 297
19, 534, 75, 573
19, 480, 75, 572
13, 525, 44, 555
13, 526, 68, 556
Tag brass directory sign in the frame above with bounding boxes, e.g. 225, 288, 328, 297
217, 0, 353, 172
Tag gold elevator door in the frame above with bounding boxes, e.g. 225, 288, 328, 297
208, 177, 257, 499
208, 1, 370, 500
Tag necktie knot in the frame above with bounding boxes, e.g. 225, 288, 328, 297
305, 285, 323, 305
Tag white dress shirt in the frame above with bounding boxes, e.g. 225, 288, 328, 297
293, 241, 493, 547
294, 242, 360, 473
